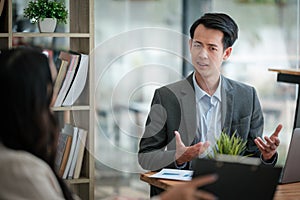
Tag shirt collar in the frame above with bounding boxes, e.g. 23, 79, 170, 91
192, 73, 222, 103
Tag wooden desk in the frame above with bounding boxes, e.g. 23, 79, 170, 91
269, 68, 300, 129
140, 171, 300, 200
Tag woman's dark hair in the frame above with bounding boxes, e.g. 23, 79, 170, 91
0, 47, 74, 200
190, 13, 239, 50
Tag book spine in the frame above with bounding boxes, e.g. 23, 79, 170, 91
73, 129, 88, 179
62, 127, 78, 179
54, 53, 79, 107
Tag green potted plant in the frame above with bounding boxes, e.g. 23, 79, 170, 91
23, 0, 68, 33
213, 130, 247, 156
209, 130, 260, 165
208, 130, 251, 159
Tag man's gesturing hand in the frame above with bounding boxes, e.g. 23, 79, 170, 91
254, 124, 282, 161
174, 131, 210, 165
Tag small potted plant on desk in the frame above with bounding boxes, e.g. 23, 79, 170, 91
23, 0, 68, 33
212, 131, 247, 156
208, 130, 259, 164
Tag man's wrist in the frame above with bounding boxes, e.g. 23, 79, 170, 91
261, 152, 278, 165
174, 160, 187, 169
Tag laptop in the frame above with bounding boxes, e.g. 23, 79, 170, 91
278, 128, 300, 184
192, 157, 282, 200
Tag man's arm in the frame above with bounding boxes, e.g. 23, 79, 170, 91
138, 89, 178, 171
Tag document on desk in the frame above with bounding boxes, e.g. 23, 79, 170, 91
150, 168, 193, 181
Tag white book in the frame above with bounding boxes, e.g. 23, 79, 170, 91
62, 53, 89, 106
68, 128, 88, 179
62, 126, 79, 179
53, 52, 80, 107
52, 60, 69, 104
73, 128, 88, 179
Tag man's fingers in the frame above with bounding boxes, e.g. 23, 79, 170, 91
264, 136, 273, 145
254, 137, 266, 151
190, 174, 218, 188
255, 139, 271, 156
264, 136, 278, 150
274, 138, 280, 146
203, 141, 210, 149
198, 141, 210, 154
194, 190, 217, 200
272, 124, 283, 137
174, 131, 180, 140
174, 131, 185, 147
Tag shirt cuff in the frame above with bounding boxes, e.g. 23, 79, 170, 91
260, 152, 278, 165
174, 160, 187, 169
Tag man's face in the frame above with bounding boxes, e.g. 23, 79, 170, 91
189, 24, 232, 80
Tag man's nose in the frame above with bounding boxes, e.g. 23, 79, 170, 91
198, 47, 208, 59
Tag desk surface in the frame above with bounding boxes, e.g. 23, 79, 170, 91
140, 172, 300, 200
269, 68, 300, 76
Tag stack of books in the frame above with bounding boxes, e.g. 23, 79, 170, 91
52, 50, 89, 107
55, 123, 88, 179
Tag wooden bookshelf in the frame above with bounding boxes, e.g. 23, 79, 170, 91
0, 0, 95, 199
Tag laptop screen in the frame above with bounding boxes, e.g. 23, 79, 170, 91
279, 128, 300, 184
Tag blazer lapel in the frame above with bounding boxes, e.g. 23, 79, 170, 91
221, 76, 234, 135
179, 74, 197, 145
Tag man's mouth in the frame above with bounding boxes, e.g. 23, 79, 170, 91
197, 62, 209, 67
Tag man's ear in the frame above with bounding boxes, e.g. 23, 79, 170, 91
223, 47, 232, 61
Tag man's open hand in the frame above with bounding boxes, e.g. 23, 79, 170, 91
254, 124, 282, 160
175, 131, 210, 165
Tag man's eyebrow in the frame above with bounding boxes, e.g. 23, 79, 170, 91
193, 40, 218, 47
208, 43, 219, 48
192, 40, 201, 44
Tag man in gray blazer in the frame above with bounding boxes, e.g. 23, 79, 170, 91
138, 13, 282, 196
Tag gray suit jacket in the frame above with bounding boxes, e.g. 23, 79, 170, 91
138, 73, 264, 171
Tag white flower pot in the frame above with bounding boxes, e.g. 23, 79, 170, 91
38, 18, 57, 33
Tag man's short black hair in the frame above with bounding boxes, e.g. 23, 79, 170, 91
190, 13, 239, 50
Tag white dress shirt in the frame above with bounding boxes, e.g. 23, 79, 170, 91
193, 73, 222, 158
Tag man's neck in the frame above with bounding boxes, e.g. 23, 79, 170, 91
195, 73, 220, 96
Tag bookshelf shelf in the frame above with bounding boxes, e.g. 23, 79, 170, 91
66, 178, 91, 184
12, 32, 90, 38
0, 33, 9, 37
0, 1, 95, 200
52, 105, 91, 112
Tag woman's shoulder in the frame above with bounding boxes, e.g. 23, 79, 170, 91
0, 143, 49, 170
0, 143, 65, 200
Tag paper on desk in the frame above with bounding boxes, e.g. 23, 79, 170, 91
149, 168, 193, 181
